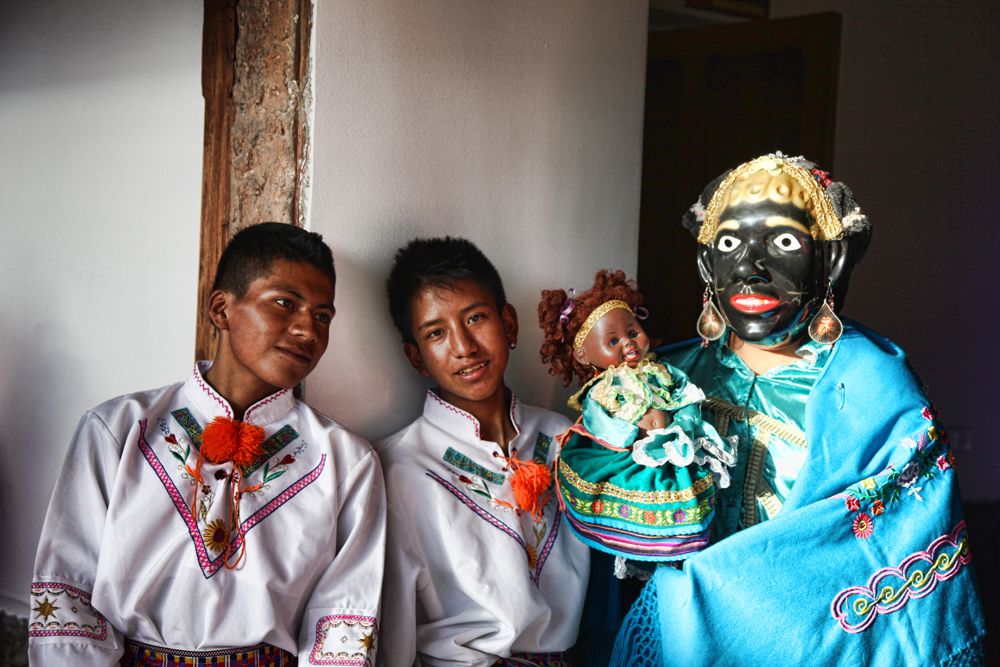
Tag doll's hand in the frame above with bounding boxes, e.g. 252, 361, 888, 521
636, 408, 671, 438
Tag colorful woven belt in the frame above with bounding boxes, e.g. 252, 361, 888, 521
493, 651, 569, 667
121, 638, 297, 666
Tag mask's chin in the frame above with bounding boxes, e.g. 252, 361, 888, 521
726, 299, 819, 348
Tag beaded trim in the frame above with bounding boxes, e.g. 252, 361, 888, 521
573, 300, 632, 349
698, 155, 844, 244
559, 458, 713, 504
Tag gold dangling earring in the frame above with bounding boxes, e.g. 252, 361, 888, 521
808, 281, 843, 344
696, 284, 726, 344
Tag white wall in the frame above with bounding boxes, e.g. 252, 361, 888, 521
305, 2, 650, 440
0, 0, 204, 614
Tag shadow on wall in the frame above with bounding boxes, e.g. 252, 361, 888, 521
0, 318, 85, 615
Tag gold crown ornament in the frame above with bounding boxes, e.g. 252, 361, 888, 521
697, 155, 844, 245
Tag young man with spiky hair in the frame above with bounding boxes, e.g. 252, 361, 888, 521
377, 236, 589, 667
29, 223, 385, 666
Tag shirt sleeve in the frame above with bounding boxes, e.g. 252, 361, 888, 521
28, 411, 125, 667
300, 448, 386, 666
376, 498, 425, 667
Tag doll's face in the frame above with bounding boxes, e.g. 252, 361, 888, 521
706, 200, 819, 343
574, 307, 649, 370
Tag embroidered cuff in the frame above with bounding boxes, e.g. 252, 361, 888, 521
308, 610, 379, 666
28, 580, 117, 649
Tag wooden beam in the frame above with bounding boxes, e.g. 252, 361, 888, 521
196, 0, 237, 363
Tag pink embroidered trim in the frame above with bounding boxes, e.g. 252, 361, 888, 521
831, 520, 972, 633
28, 582, 108, 640
310, 614, 379, 666
428, 390, 480, 439
533, 510, 561, 585
509, 393, 521, 435
138, 419, 325, 578
244, 388, 291, 423
428, 470, 556, 586
192, 364, 233, 419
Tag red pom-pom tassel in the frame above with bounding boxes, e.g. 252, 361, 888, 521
201, 417, 264, 468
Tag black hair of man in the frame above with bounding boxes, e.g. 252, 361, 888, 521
212, 222, 336, 298
386, 236, 507, 344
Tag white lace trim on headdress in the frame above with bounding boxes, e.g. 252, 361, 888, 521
841, 206, 869, 233
690, 200, 706, 222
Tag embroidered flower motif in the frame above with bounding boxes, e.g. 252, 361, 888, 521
936, 454, 951, 471
900, 437, 918, 450
672, 509, 687, 523
871, 500, 885, 516
459, 475, 473, 484
897, 461, 921, 487
592, 500, 604, 514
618, 505, 632, 519
526, 543, 539, 570
852, 513, 874, 539
928, 426, 940, 442
846, 496, 860, 512
643, 510, 657, 524
921, 407, 933, 420
861, 477, 876, 490
203, 519, 228, 553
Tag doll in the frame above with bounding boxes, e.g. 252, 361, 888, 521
538, 270, 735, 573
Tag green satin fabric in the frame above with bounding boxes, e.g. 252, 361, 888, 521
659, 336, 832, 540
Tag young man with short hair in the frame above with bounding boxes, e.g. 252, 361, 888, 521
377, 237, 589, 667
29, 223, 385, 666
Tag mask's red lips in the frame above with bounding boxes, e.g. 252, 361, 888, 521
730, 294, 780, 313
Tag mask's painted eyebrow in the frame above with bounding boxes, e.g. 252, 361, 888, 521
764, 216, 810, 233
716, 220, 741, 233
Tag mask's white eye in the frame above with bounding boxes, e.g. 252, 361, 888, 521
773, 233, 802, 251
717, 236, 741, 252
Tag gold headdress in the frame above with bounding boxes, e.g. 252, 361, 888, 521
573, 300, 632, 350
697, 155, 844, 245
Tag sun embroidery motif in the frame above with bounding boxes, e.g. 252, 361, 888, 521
203, 519, 228, 553
32, 596, 59, 622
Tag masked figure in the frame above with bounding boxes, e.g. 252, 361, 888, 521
611, 154, 985, 666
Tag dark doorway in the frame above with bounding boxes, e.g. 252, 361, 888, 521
637, 12, 841, 345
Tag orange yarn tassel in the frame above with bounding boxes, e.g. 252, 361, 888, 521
497, 452, 553, 521
187, 416, 266, 571
201, 417, 264, 468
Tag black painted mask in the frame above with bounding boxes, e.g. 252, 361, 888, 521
702, 200, 821, 344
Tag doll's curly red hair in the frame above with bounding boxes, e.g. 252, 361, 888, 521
538, 269, 645, 387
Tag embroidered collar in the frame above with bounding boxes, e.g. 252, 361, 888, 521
422, 389, 522, 444
184, 362, 296, 427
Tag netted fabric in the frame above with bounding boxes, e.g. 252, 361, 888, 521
608, 581, 663, 667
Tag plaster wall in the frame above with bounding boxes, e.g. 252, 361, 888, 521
305, 2, 650, 440
0, 0, 204, 614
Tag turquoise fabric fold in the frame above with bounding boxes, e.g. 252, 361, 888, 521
611, 322, 986, 666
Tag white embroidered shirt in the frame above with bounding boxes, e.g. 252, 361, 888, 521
375, 391, 590, 667
29, 362, 386, 666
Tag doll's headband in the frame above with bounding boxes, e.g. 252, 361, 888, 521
573, 300, 632, 350
697, 155, 844, 244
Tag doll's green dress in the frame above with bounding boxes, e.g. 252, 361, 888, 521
557, 355, 736, 562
